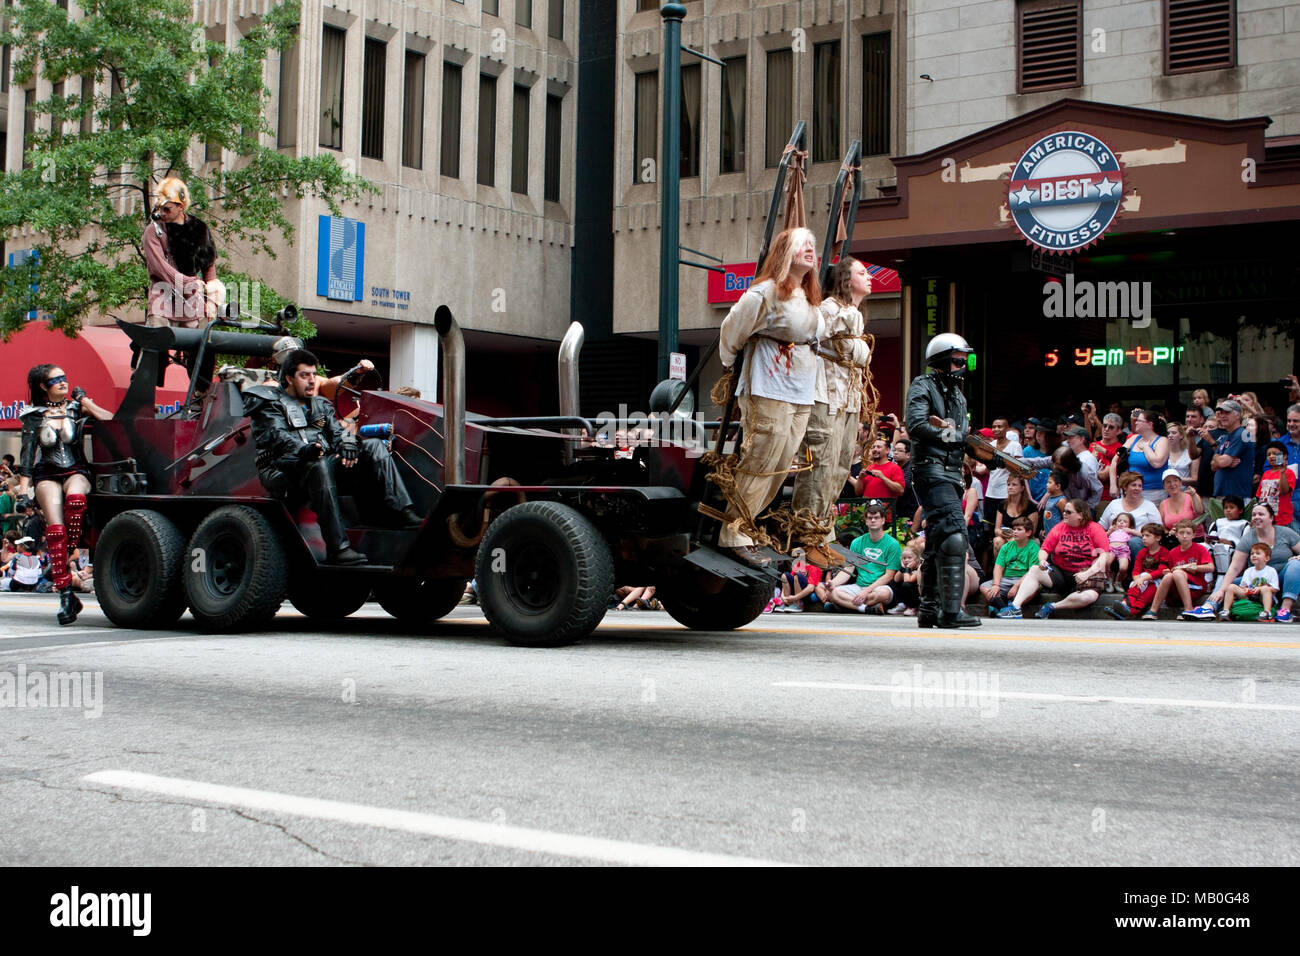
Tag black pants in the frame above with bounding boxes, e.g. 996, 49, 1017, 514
913, 464, 970, 563
265, 439, 413, 553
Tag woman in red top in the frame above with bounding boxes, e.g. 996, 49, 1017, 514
996, 498, 1110, 619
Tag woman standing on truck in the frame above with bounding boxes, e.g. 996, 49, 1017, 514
143, 176, 223, 327
17, 365, 114, 625
717, 226, 824, 567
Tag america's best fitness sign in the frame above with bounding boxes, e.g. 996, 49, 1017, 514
1008, 130, 1124, 255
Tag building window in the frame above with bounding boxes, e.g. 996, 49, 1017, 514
206, 55, 222, 162
680, 63, 701, 178
22, 87, 34, 170
719, 56, 745, 174
483, 0, 498, 14
362, 38, 386, 160
633, 70, 657, 183
79, 73, 94, 136
861, 33, 890, 156
2, 43, 9, 94
440, 62, 462, 178
812, 41, 840, 163
277, 29, 299, 148
1017, 0, 1082, 93
402, 51, 425, 169
319, 24, 345, 150
548, 0, 563, 39
50, 81, 64, 149
637, 0, 657, 10
511, 85, 530, 194
1164, 0, 1235, 74
517, 0, 532, 29
765, 48, 793, 167
544, 93, 562, 202
477, 73, 497, 186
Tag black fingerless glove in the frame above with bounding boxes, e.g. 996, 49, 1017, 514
297, 442, 324, 462
339, 435, 359, 464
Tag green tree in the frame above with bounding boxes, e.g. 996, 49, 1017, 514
0, 0, 374, 340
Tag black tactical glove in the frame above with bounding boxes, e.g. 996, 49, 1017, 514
339, 434, 360, 465
71, 387, 86, 403
297, 442, 325, 462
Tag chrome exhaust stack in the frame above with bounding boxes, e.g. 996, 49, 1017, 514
557, 321, 584, 465
434, 305, 466, 486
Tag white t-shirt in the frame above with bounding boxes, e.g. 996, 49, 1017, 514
985, 440, 1023, 499
1237, 565, 1279, 591
11, 553, 41, 586
1098, 498, 1163, 532
719, 280, 823, 405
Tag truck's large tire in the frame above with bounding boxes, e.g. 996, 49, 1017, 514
287, 573, 371, 621
658, 573, 771, 632
475, 501, 613, 647
372, 577, 466, 626
95, 509, 188, 629
183, 506, 287, 631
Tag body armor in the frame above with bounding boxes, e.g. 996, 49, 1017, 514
905, 371, 969, 476
242, 385, 345, 492
18, 402, 88, 477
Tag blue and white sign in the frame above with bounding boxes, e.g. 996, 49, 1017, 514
1008, 130, 1124, 255
317, 215, 365, 302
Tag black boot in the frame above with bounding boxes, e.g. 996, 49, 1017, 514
917, 557, 939, 628
937, 551, 981, 628
57, 587, 83, 626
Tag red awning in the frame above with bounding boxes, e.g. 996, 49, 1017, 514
0, 322, 189, 429
706, 260, 902, 304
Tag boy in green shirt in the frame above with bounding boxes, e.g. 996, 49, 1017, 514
828, 502, 903, 612
980, 516, 1040, 614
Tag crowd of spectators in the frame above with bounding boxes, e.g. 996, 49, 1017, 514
762, 380, 1300, 623
0, 459, 93, 595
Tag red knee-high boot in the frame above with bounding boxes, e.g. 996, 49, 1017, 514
45, 525, 70, 590
46, 525, 82, 625
65, 494, 88, 549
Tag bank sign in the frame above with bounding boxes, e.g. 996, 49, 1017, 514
1008, 130, 1124, 255
317, 215, 365, 302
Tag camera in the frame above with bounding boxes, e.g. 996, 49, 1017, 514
1279, 378, 1295, 386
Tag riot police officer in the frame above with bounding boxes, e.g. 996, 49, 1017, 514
905, 334, 981, 628
243, 349, 420, 565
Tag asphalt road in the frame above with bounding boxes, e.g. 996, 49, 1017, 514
2, 592, 1297, 866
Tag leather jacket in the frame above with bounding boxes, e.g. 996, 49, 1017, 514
243, 386, 350, 485
18, 402, 87, 476
905, 370, 969, 474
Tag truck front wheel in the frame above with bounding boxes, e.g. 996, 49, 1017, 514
475, 501, 614, 647
96, 509, 188, 629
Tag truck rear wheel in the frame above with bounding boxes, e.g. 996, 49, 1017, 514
96, 509, 188, 629
659, 574, 771, 631
475, 501, 613, 647
372, 577, 466, 625
288, 573, 372, 621
184, 506, 287, 631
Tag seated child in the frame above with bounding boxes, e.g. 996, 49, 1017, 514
1107, 512, 1136, 591
885, 539, 924, 615
1039, 470, 1067, 535
1108, 523, 1171, 619
1206, 495, 1248, 577
777, 548, 824, 613
1151, 519, 1214, 620
980, 516, 1039, 613
1220, 542, 1279, 622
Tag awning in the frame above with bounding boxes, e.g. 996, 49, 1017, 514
0, 322, 190, 430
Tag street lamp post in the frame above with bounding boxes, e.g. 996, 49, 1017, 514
657, 3, 687, 382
